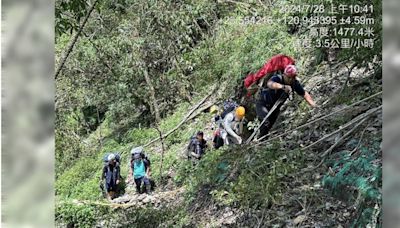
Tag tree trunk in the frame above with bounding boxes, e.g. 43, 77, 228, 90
143, 67, 161, 123
142, 65, 166, 181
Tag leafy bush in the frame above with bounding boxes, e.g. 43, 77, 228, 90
179, 142, 303, 209
56, 202, 99, 228
56, 157, 101, 200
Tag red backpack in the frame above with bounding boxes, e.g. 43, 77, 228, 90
244, 54, 295, 96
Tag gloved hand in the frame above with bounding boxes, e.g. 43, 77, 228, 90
283, 85, 292, 94
236, 136, 243, 145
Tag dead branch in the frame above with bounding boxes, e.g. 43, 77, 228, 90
301, 105, 381, 151
252, 91, 382, 148
339, 62, 358, 94
349, 124, 370, 156
143, 88, 216, 147
156, 127, 166, 180
321, 114, 371, 157
70, 200, 143, 209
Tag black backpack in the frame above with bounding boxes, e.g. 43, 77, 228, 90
220, 99, 239, 119
187, 135, 208, 160
187, 136, 197, 160
213, 132, 224, 149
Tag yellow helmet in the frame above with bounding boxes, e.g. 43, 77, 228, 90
210, 105, 219, 114
235, 106, 245, 119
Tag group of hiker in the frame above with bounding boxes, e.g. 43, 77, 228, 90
100, 146, 152, 200
187, 54, 317, 160
100, 54, 317, 200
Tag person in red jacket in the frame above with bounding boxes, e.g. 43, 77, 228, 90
244, 54, 296, 96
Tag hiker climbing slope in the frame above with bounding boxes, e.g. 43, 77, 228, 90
255, 65, 316, 140
244, 54, 296, 96
222, 106, 246, 145
101, 153, 121, 200
129, 147, 152, 195
187, 131, 208, 160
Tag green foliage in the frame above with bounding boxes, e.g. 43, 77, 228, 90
56, 0, 382, 226
56, 157, 101, 200
56, 202, 99, 228
183, 20, 303, 97
123, 128, 157, 146
322, 140, 381, 226
55, 0, 89, 36
178, 142, 303, 209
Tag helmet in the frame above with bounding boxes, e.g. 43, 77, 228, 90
235, 106, 245, 119
209, 105, 219, 114
131, 146, 143, 155
107, 153, 116, 162
284, 65, 297, 77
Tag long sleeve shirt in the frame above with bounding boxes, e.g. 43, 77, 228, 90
223, 112, 241, 140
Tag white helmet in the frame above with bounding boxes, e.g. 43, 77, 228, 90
131, 146, 143, 155
107, 153, 116, 161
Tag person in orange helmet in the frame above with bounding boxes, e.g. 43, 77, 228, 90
222, 106, 246, 145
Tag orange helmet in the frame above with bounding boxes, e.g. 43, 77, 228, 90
235, 106, 245, 119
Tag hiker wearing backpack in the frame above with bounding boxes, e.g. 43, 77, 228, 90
244, 54, 297, 97
187, 131, 208, 160
129, 147, 152, 194
254, 64, 316, 140
101, 153, 121, 200
222, 106, 246, 145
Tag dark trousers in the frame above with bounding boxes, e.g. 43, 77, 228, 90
255, 100, 281, 139
134, 176, 150, 193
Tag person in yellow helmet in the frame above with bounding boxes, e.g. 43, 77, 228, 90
222, 106, 246, 145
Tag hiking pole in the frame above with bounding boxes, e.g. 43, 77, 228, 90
245, 94, 286, 144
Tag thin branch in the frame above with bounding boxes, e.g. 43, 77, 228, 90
246, 96, 285, 144
350, 124, 370, 156
144, 87, 217, 147
339, 63, 358, 94
252, 91, 382, 148
55, 0, 100, 80
321, 115, 370, 157
301, 106, 381, 151
155, 127, 166, 180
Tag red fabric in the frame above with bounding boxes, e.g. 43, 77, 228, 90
244, 54, 295, 88
244, 74, 255, 88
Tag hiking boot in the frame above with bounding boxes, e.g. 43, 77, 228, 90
106, 192, 112, 201
145, 185, 152, 195
136, 186, 141, 194
109, 191, 116, 200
